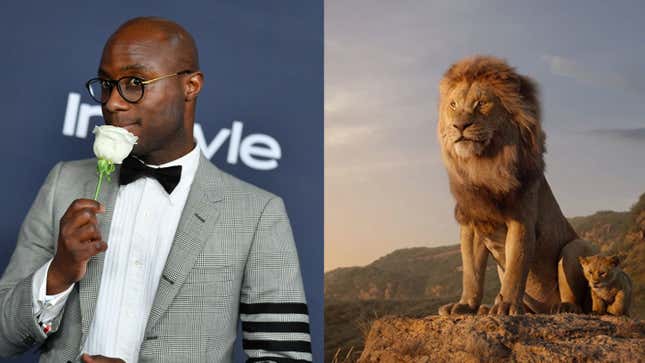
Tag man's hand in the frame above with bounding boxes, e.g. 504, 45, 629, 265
47, 199, 107, 294
81, 353, 125, 363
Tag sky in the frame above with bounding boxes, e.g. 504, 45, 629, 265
325, 0, 645, 271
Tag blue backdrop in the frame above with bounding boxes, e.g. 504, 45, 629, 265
0, 1, 323, 362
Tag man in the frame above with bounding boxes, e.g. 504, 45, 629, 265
0, 17, 311, 363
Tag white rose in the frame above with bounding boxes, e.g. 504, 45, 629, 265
92, 125, 138, 164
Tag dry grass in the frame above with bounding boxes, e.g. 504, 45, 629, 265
331, 346, 357, 363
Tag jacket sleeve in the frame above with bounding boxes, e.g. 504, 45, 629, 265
239, 197, 312, 363
0, 162, 63, 358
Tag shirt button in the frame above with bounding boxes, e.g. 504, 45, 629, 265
134, 259, 143, 267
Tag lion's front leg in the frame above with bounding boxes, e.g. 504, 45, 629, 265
606, 291, 628, 316
591, 290, 607, 315
490, 219, 534, 315
439, 225, 489, 315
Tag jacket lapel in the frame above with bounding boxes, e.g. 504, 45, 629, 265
79, 164, 120, 340
145, 154, 223, 332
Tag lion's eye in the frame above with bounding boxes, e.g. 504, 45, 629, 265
449, 101, 457, 110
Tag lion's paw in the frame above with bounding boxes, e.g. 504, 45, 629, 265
438, 302, 478, 316
551, 302, 582, 314
477, 304, 491, 315
489, 301, 525, 315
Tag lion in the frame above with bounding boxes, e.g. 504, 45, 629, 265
436, 56, 597, 315
579, 255, 632, 316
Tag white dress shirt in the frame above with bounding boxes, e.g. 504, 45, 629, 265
32, 145, 201, 363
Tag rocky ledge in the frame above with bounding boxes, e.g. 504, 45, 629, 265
358, 314, 644, 362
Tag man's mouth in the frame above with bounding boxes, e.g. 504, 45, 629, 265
109, 121, 140, 133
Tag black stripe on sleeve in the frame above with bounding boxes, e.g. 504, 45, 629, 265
240, 303, 308, 315
246, 358, 311, 363
243, 321, 310, 333
242, 339, 311, 353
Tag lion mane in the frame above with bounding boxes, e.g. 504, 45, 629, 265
438, 56, 546, 232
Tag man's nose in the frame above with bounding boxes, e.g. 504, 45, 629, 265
104, 86, 130, 113
453, 120, 473, 132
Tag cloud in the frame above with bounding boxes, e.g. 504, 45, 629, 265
326, 125, 381, 147
589, 127, 645, 141
541, 55, 645, 93
541, 55, 626, 87
587, 128, 645, 141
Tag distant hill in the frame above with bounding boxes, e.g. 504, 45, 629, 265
325, 245, 499, 301
325, 192, 645, 362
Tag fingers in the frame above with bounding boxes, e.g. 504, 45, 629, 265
64, 199, 105, 217
66, 208, 99, 230
72, 240, 108, 261
60, 199, 105, 244
74, 223, 102, 243
63, 207, 101, 231
61, 199, 104, 227
81, 354, 124, 363
74, 198, 105, 212
51, 200, 108, 289
89, 240, 108, 255
60, 218, 103, 249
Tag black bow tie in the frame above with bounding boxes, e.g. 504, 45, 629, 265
118, 155, 182, 194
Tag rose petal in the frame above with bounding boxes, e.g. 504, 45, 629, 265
92, 125, 138, 164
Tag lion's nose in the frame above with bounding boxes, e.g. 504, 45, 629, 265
453, 121, 473, 132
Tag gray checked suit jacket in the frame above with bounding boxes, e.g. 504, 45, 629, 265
0, 154, 311, 362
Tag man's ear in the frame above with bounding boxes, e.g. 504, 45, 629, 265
185, 71, 204, 102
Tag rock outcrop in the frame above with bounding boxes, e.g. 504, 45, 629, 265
358, 314, 644, 362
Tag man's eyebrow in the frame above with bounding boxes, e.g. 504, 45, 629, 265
97, 64, 151, 78
120, 64, 150, 72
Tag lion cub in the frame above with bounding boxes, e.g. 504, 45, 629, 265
578, 255, 632, 316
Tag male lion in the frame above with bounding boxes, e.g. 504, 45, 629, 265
437, 56, 596, 315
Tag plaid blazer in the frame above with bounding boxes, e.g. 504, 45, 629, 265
0, 154, 311, 362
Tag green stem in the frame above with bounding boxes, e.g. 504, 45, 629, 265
94, 171, 104, 201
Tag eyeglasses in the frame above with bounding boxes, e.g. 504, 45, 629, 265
85, 70, 193, 104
